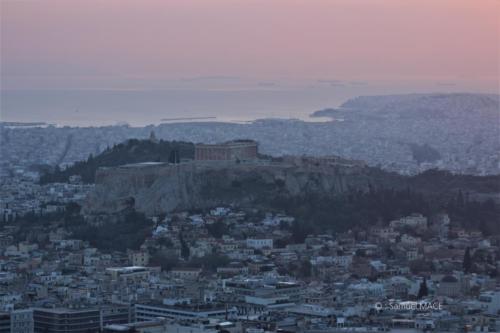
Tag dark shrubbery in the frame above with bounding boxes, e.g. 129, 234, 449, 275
272, 186, 500, 236
70, 210, 153, 251
40, 139, 195, 184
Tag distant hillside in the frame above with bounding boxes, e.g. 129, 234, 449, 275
342, 93, 499, 114
40, 139, 195, 184
312, 93, 499, 119
408, 143, 441, 164
408, 169, 500, 196
307, 93, 500, 174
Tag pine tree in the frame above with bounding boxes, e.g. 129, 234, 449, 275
168, 149, 180, 164
463, 247, 472, 274
457, 189, 465, 208
179, 233, 190, 260
417, 278, 428, 299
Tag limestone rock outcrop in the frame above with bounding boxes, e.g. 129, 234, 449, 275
83, 158, 382, 216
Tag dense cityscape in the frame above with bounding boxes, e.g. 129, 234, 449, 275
2, 94, 499, 179
0, 131, 499, 332
1, 0, 499, 332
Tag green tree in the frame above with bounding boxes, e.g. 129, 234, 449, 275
188, 254, 230, 272
299, 260, 312, 278
291, 220, 313, 243
206, 221, 229, 239
40, 139, 194, 184
150, 252, 179, 271
179, 233, 190, 260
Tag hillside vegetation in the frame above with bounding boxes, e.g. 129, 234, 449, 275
40, 139, 195, 184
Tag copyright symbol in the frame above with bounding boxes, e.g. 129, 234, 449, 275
375, 302, 383, 310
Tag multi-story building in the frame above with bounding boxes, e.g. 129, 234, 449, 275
0, 313, 10, 333
128, 251, 149, 267
105, 266, 150, 283
224, 278, 302, 303
390, 214, 428, 230
33, 308, 101, 333
479, 291, 500, 315
100, 305, 132, 328
10, 309, 33, 333
134, 302, 235, 322
171, 268, 202, 280
32, 306, 130, 333
245, 239, 273, 250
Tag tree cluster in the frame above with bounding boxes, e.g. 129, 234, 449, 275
40, 139, 194, 184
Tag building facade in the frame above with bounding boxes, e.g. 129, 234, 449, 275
33, 308, 101, 333
194, 140, 258, 161
134, 303, 235, 322
0, 313, 10, 333
10, 309, 33, 333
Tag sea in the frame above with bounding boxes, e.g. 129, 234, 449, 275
0, 81, 479, 127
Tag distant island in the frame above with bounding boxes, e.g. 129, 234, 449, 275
310, 107, 345, 118
161, 116, 217, 122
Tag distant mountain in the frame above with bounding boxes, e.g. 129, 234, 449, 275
39, 138, 194, 184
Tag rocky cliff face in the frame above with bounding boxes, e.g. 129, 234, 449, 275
83, 157, 500, 216
83, 158, 386, 216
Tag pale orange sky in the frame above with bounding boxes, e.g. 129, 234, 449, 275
1, 0, 498, 91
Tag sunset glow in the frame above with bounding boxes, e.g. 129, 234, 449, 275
1, 0, 498, 91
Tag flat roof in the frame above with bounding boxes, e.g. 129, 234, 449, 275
33, 307, 99, 314
195, 140, 257, 147
137, 302, 227, 312
106, 266, 148, 273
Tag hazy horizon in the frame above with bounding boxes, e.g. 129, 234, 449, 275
1, 0, 498, 125
2, 86, 499, 127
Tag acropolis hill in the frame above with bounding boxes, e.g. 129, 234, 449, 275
84, 154, 371, 216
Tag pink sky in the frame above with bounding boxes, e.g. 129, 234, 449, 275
1, 0, 498, 91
